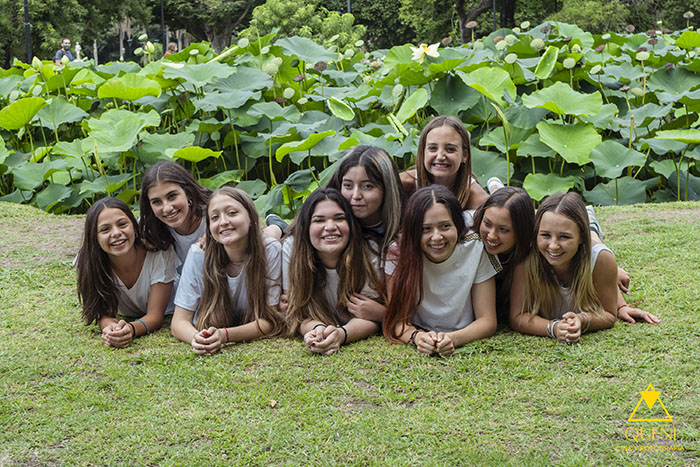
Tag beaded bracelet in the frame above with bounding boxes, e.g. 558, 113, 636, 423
339, 326, 348, 345
223, 327, 230, 342
127, 322, 136, 338
135, 318, 149, 334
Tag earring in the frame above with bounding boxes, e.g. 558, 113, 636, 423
188, 199, 192, 206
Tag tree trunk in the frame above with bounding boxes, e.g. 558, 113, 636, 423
500, 0, 516, 28
455, 0, 468, 44
464, 0, 494, 26
204, 0, 254, 53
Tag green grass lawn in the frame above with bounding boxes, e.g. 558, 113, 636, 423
0, 201, 698, 466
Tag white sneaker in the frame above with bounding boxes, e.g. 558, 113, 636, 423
487, 177, 505, 194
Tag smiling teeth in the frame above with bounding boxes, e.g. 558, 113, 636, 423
164, 212, 178, 220
548, 251, 564, 257
111, 239, 126, 247
323, 235, 339, 240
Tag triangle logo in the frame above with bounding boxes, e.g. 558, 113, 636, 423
628, 384, 673, 422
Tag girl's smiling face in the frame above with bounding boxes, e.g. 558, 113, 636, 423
97, 208, 136, 258
340, 165, 383, 226
208, 194, 251, 248
309, 199, 350, 268
480, 206, 516, 256
147, 182, 191, 234
536, 211, 582, 272
421, 203, 459, 263
423, 125, 467, 187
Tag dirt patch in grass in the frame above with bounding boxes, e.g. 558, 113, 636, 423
0, 216, 83, 269
605, 208, 700, 224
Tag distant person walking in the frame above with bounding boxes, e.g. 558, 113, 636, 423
164, 42, 178, 57
53, 38, 75, 65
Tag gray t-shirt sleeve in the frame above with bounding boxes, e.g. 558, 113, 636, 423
173, 244, 205, 312
265, 237, 282, 307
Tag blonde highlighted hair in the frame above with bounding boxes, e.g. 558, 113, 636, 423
523, 192, 602, 318
197, 186, 285, 336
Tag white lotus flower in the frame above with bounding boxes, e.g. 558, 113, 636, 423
410, 43, 440, 64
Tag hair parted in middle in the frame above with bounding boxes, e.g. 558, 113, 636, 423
76, 197, 142, 325
383, 185, 466, 343
139, 160, 212, 251
286, 188, 383, 335
197, 186, 285, 336
522, 191, 602, 319
326, 145, 404, 257
416, 115, 475, 209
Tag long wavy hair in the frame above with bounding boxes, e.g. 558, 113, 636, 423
139, 161, 211, 250
326, 145, 404, 258
523, 192, 602, 318
472, 187, 534, 315
196, 187, 285, 336
383, 185, 466, 343
286, 188, 383, 335
77, 197, 142, 325
416, 116, 474, 209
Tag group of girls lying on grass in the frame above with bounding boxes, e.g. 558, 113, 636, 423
76, 115, 660, 354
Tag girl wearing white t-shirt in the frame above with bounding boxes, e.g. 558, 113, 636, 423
383, 185, 498, 356
286, 188, 384, 356
171, 187, 286, 355
77, 198, 176, 348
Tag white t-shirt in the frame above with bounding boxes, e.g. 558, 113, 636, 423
168, 217, 207, 270
116, 248, 177, 318
282, 235, 382, 324
551, 243, 613, 319
385, 232, 500, 333
174, 237, 282, 325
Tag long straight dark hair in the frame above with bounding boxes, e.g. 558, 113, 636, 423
383, 185, 466, 343
286, 188, 383, 335
77, 197, 142, 325
197, 187, 286, 336
139, 161, 211, 250
326, 145, 404, 258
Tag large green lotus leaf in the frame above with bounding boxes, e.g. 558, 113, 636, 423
503, 106, 548, 130
522, 82, 602, 117
79, 173, 133, 195
327, 97, 356, 122
382, 44, 416, 68
139, 132, 195, 164
35, 183, 73, 211
589, 140, 646, 179
536, 121, 601, 165
669, 170, 700, 201
88, 109, 160, 153
211, 66, 273, 93
676, 31, 700, 49
647, 68, 700, 97
96, 62, 140, 78
650, 159, 691, 178
517, 133, 556, 159
71, 68, 106, 86
479, 126, 532, 152
275, 36, 336, 64
396, 88, 428, 123
249, 102, 301, 123
0, 97, 47, 131
162, 62, 236, 87
655, 129, 700, 144
0, 75, 22, 99
173, 146, 221, 163
97, 73, 161, 101
0, 189, 34, 204
637, 137, 687, 155
457, 67, 516, 107
471, 147, 514, 185
36, 97, 88, 128
11, 159, 66, 190
430, 74, 481, 116
552, 22, 595, 48
616, 103, 672, 129
193, 90, 260, 112
276, 130, 336, 162
234, 179, 268, 199
283, 169, 314, 193
427, 49, 469, 74
584, 176, 647, 205
579, 103, 618, 129
0, 138, 13, 164
199, 170, 243, 191
534, 46, 559, 80
53, 139, 87, 161
523, 173, 575, 201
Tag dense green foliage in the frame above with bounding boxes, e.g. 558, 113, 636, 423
1, 201, 698, 464
3, 21, 700, 216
